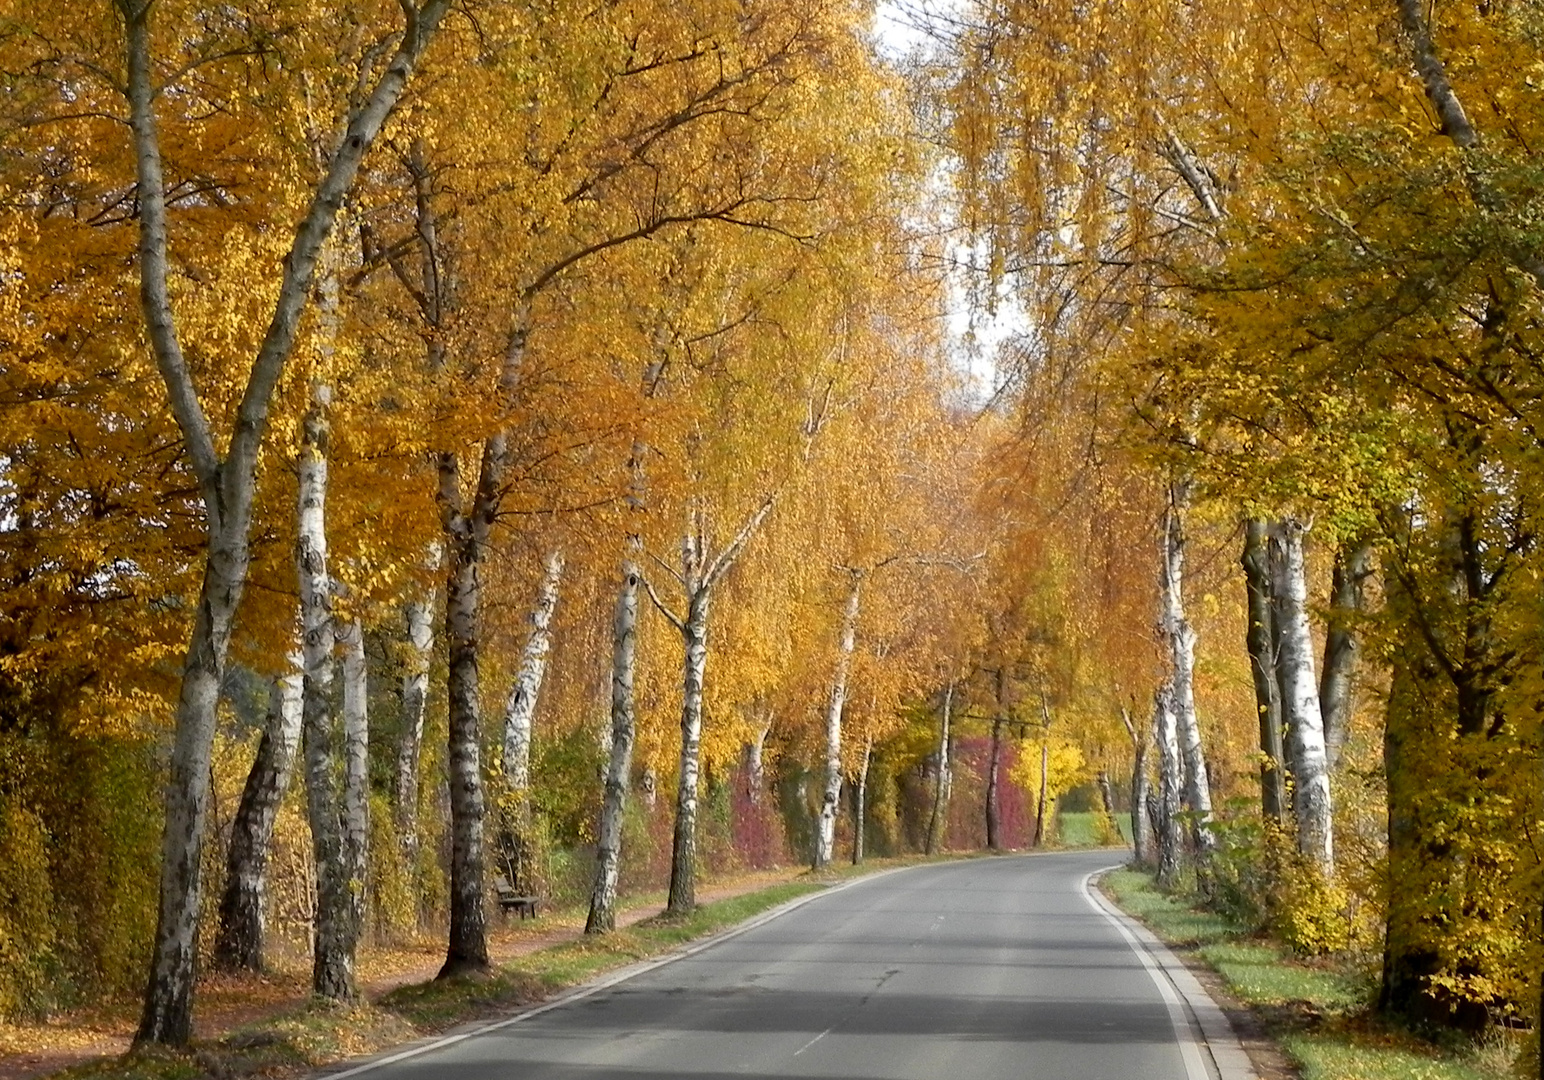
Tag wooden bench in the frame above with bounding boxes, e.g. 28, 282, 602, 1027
493, 875, 539, 919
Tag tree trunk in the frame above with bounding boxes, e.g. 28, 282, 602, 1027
586, 560, 639, 934
338, 615, 370, 942
1242, 518, 1287, 822
667, 588, 710, 915
213, 659, 303, 972
1096, 769, 1118, 837
985, 715, 1004, 852
503, 549, 565, 790
1153, 686, 1184, 889
1273, 518, 1334, 876
1120, 705, 1151, 863
746, 715, 770, 805
500, 548, 564, 896
438, 483, 489, 978
1320, 540, 1372, 772
295, 386, 360, 1002
396, 595, 433, 871
816, 577, 862, 868
1161, 483, 1214, 858
850, 739, 872, 865
125, 0, 450, 1041
925, 682, 954, 855
654, 499, 774, 914
1032, 738, 1050, 848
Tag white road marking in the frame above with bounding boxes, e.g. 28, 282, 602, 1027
792, 1026, 833, 1056
1081, 866, 1212, 1080
319, 867, 916, 1080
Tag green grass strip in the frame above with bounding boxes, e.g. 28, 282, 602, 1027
1101, 867, 1511, 1080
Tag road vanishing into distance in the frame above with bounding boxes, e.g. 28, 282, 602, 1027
347, 852, 1223, 1080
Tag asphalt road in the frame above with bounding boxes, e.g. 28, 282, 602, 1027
364, 851, 1205, 1080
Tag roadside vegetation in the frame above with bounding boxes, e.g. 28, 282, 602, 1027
46, 876, 840, 1080
1, 1, 1540, 1078
1105, 869, 1518, 1080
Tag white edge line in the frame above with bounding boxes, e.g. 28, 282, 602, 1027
322, 863, 922, 1080
1081, 865, 1212, 1080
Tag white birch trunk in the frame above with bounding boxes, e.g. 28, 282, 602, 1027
746, 716, 771, 805
396, 594, 433, 869
668, 585, 710, 914
654, 496, 775, 915
1153, 685, 1184, 888
213, 653, 303, 971
815, 577, 862, 868
1161, 483, 1214, 857
586, 559, 639, 933
439, 485, 489, 978
338, 615, 370, 939
295, 384, 356, 1001
1273, 518, 1335, 875
925, 682, 953, 855
1243, 519, 1287, 821
123, 1, 451, 1040
503, 549, 565, 790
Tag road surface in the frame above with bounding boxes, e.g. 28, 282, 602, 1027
351, 851, 1220, 1080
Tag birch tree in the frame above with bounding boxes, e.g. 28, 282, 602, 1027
1271, 519, 1332, 874
646, 497, 776, 913
114, 0, 451, 1041
1158, 482, 1213, 860
814, 573, 862, 868
212, 658, 303, 972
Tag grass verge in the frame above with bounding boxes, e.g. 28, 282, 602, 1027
53, 880, 827, 1080
1056, 811, 1132, 847
1101, 869, 1514, 1080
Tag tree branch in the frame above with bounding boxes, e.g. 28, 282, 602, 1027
641, 574, 686, 632
703, 493, 776, 590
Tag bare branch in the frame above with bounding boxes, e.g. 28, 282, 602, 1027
641, 574, 686, 632
703, 494, 776, 589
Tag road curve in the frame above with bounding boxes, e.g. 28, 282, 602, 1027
354, 852, 1212, 1080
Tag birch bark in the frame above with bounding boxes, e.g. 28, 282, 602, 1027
122, 0, 451, 1043
438, 472, 490, 977
1273, 518, 1334, 875
500, 549, 564, 895
1319, 541, 1371, 772
815, 575, 862, 868
295, 385, 361, 1002
1160, 483, 1214, 856
646, 497, 775, 915
338, 615, 370, 940
213, 657, 303, 972
1153, 686, 1184, 888
746, 715, 770, 805
669, 583, 710, 913
586, 559, 639, 933
396, 595, 433, 870
1242, 519, 1287, 821
503, 549, 565, 791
